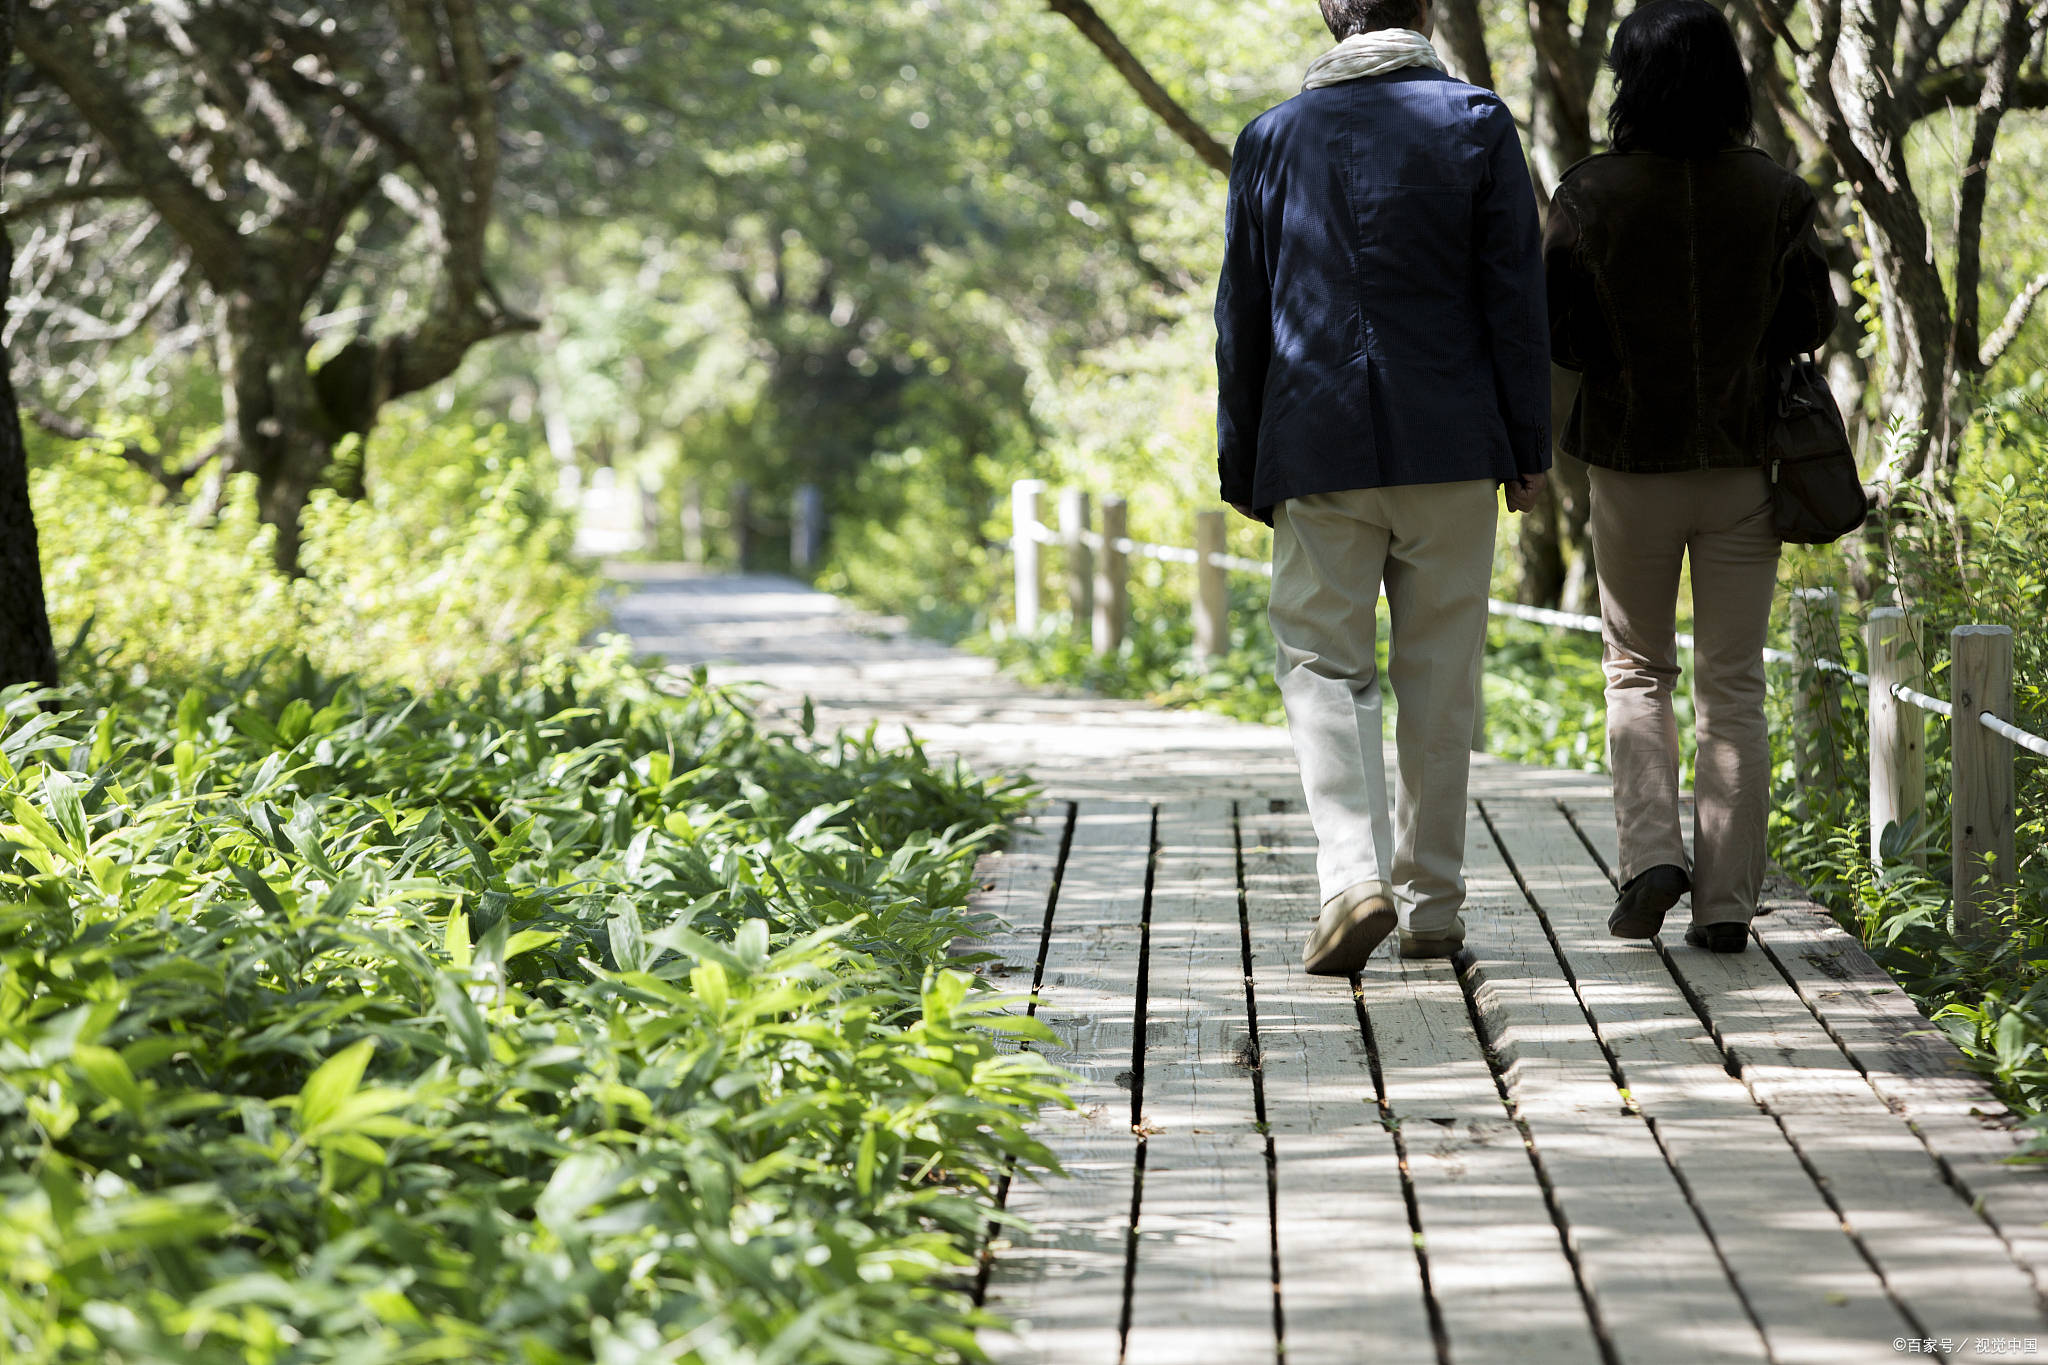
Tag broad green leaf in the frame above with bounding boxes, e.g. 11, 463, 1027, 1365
734, 917, 769, 969
537, 1151, 623, 1231
296, 1038, 376, 1133
504, 928, 561, 960
691, 960, 730, 1014
276, 698, 314, 746
224, 858, 286, 916
42, 770, 87, 850
623, 824, 653, 880
432, 972, 491, 1065
73, 1044, 146, 1117
6, 793, 74, 861
854, 1122, 878, 1197
785, 799, 851, 844
607, 895, 647, 973
445, 909, 473, 970
174, 687, 207, 742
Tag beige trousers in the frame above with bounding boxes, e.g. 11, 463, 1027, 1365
1269, 481, 1497, 933
1588, 466, 1781, 925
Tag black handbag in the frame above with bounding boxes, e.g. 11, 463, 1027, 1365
1767, 354, 1867, 544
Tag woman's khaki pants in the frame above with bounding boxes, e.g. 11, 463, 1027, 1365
1269, 481, 1497, 935
1588, 466, 1781, 926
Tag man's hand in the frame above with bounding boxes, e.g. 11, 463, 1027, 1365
1230, 502, 1259, 521
1503, 472, 1547, 514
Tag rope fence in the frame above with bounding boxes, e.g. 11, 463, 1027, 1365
1005, 479, 2038, 937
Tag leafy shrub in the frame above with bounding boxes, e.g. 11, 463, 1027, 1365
0, 648, 1057, 1363
975, 564, 1621, 767
976, 574, 1284, 725
33, 405, 600, 690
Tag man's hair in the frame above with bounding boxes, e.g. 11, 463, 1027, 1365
1318, 0, 1425, 39
1606, 0, 1754, 155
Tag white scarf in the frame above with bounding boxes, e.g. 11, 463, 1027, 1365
1302, 29, 1447, 90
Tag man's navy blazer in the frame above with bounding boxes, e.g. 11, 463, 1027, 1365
1214, 66, 1551, 522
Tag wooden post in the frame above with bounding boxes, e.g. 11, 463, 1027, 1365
1094, 494, 1128, 655
1865, 607, 1925, 866
1194, 509, 1228, 661
1789, 587, 1844, 804
1011, 479, 1045, 635
731, 481, 753, 571
681, 479, 705, 565
1059, 488, 1093, 639
791, 483, 824, 573
638, 472, 661, 549
1951, 624, 2014, 938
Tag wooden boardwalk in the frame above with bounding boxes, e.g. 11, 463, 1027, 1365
613, 567, 2048, 1365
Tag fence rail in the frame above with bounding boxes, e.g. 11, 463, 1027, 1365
1005, 479, 2040, 937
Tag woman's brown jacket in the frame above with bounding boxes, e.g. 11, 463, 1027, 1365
1543, 147, 1839, 473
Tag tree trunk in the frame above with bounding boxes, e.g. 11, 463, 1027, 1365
222, 291, 332, 575
1517, 487, 1567, 607
1512, 1, 1614, 604
1434, 0, 1496, 89
0, 1, 56, 690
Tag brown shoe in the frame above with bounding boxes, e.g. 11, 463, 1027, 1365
1303, 881, 1398, 976
1397, 924, 1466, 960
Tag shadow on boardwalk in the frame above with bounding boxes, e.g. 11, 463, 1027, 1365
613, 565, 2048, 1365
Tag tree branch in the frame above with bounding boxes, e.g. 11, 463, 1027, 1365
27, 403, 218, 496
15, 5, 244, 287
1916, 66, 2048, 114
255, 34, 428, 170
1044, 0, 1232, 176
1979, 269, 2048, 370
1949, 0, 2035, 372
0, 177, 143, 220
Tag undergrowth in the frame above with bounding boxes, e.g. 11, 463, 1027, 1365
0, 646, 1057, 1363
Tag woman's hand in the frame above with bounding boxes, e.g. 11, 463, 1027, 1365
1503, 473, 1548, 514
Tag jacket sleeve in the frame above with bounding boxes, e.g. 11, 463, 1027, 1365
1214, 134, 1270, 509
1474, 102, 1552, 477
1765, 189, 1840, 360
1542, 183, 1591, 373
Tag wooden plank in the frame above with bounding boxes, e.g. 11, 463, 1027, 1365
1124, 1130, 1274, 1365
960, 801, 1068, 994
1560, 797, 2048, 1343
1481, 797, 1916, 1362
1752, 896, 2048, 1295
1335, 810, 1608, 1364
1123, 800, 1274, 1364
1466, 800, 1768, 1364
1243, 803, 1436, 1365
983, 800, 1153, 1365
1398, 1114, 1615, 1364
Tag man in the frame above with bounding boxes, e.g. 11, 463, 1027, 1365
1215, 0, 1550, 975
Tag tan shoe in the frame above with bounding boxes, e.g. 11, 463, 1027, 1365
1397, 923, 1466, 960
1303, 881, 1398, 976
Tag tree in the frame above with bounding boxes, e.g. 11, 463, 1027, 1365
0, 0, 58, 690
1740, 0, 2048, 497
16, 1, 536, 572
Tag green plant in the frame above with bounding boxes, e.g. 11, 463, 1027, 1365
0, 647, 1060, 1362
34, 404, 601, 691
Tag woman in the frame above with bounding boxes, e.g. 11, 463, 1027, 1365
1544, 0, 1837, 952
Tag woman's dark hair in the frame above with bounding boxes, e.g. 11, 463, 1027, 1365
1606, 0, 1754, 156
